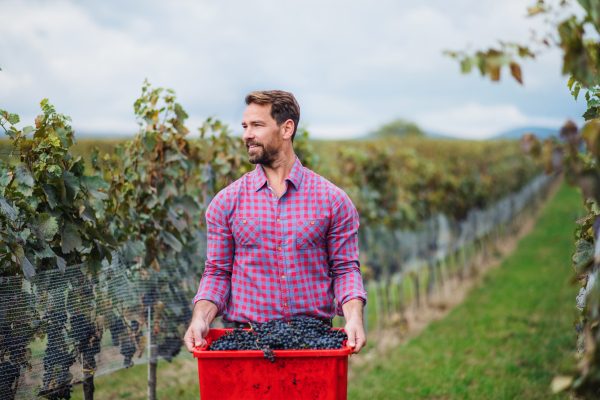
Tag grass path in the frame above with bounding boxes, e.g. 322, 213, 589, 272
348, 183, 582, 399
73, 184, 582, 400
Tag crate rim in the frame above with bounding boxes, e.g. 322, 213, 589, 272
193, 328, 353, 359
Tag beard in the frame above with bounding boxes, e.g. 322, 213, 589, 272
246, 140, 279, 166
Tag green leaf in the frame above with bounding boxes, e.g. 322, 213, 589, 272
174, 195, 200, 217
9, 242, 24, 260
568, 76, 576, 90
89, 189, 109, 200
167, 209, 187, 232
84, 175, 109, 191
56, 255, 66, 274
583, 107, 600, 121
161, 231, 182, 252
62, 171, 80, 200
91, 149, 99, 168
101, 233, 117, 246
573, 85, 581, 100
85, 224, 104, 242
588, 98, 600, 108
7, 113, 20, 125
122, 240, 144, 263
174, 103, 188, 122
42, 184, 58, 209
16, 166, 34, 187
21, 255, 36, 280
142, 132, 159, 152
0, 196, 17, 221
17, 200, 35, 214
17, 184, 33, 197
22, 126, 34, 136
173, 120, 190, 136
29, 213, 59, 241
573, 239, 594, 274
56, 127, 70, 147
35, 246, 56, 260
61, 222, 82, 254
0, 169, 12, 187
80, 204, 96, 223
158, 181, 177, 204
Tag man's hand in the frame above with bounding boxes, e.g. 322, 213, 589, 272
342, 299, 366, 354
184, 300, 218, 353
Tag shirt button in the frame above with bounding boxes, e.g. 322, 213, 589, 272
243, 220, 247, 224
310, 221, 315, 225
281, 275, 285, 279
277, 247, 282, 251
277, 218, 280, 222
284, 303, 288, 307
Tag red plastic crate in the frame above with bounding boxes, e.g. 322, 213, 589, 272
193, 328, 353, 400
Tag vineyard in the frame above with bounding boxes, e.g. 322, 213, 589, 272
0, 78, 556, 400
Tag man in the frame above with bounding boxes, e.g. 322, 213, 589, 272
184, 90, 367, 353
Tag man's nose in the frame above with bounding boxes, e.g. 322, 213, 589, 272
242, 126, 254, 142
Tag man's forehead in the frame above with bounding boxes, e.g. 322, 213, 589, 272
242, 103, 275, 124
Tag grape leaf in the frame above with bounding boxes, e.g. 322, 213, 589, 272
21, 255, 36, 281
61, 222, 82, 254
16, 166, 33, 187
84, 175, 109, 191
35, 246, 56, 260
122, 240, 144, 263
88, 189, 109, 200
0, 196, 17, 221
160, 231, 182, 252
62, 171, 80, 200
0, 169, 13, 187
142, 132, 159, 152
29, 213, 58, 241
174, 103, 188, 122
174, 195, 200, 217
56, 255, 66, 274
42, 184, 58, 209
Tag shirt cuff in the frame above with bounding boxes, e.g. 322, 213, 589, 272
335, 292, 367, 316
192, 292, 227, 316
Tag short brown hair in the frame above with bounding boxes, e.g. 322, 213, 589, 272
245, 90, 300, 142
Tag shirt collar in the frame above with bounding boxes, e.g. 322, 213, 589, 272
252, 156, 305, 192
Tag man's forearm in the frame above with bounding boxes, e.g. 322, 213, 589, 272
342, 298, 364, 322
193, 300, 218, 325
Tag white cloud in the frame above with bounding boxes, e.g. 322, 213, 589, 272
0, 0, 587, 139
414, 103, 565, 139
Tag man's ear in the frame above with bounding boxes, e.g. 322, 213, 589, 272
281, 119, 295, 141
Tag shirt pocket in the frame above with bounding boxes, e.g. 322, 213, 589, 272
296, 218, 327, 250
233, 217, 261, 248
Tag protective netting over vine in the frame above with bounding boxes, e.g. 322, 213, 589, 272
358, 173, 554, 278
0, 174, 553, 400
0, 232, 206, 400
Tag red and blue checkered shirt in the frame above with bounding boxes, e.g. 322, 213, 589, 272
193, 157, 367, 323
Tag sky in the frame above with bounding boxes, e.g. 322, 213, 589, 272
0, 0, 589, 140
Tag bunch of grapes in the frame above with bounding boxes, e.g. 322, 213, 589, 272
41, 311, 75, 400
209, 317, 348, 362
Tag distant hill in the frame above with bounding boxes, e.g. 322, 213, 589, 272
424, 131, 460, 140
488, 127, 559, 141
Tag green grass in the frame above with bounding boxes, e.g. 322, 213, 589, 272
348, 183, 583, 400
72, 183, 582, 400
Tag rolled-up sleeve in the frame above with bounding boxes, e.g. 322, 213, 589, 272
327, 190, 367, 316
193, 192, 234, 316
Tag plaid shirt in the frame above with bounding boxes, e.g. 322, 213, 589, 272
193, 157, 367, 323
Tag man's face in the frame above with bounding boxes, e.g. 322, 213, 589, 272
241, 103, 283, 166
